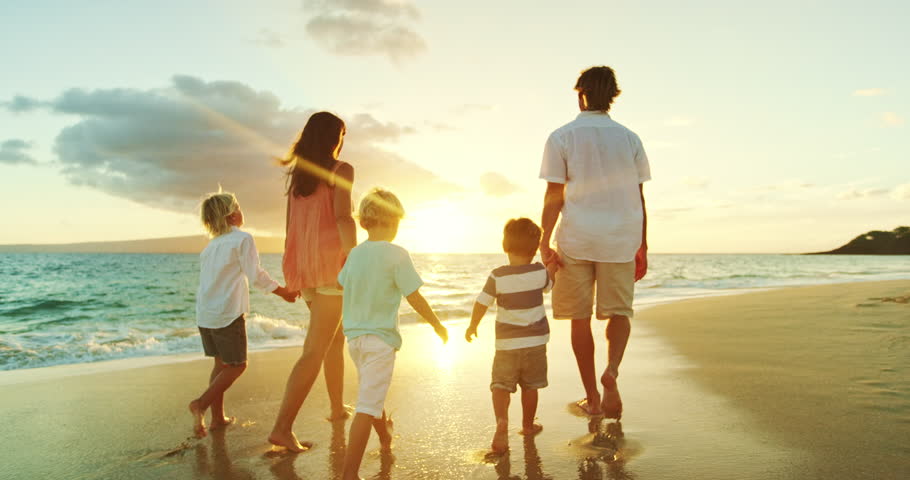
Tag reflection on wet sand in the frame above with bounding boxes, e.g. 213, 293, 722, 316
490, 436, 553, 480
576, 421, 636, 480
193, 428, 255, 480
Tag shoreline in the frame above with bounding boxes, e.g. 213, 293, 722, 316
3, 276, 907, 379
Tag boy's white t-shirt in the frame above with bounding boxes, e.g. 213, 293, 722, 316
338, 240, 423, 350
540, 111, 651, 263
196, 227, 279, 329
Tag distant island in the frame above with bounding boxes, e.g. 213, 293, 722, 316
811, 226, 910, 255
0, 235, 286, 254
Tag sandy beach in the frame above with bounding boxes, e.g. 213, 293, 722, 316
2, 280, 907, 479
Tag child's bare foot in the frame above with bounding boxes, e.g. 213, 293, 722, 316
375, 415, 394, 450
210, 416, 236, 430
326, 404, 354, 421
600, 372, 623, 419
519, 423, 543, 436
491, 428, 509, 453
268, 430, 313, 453
188, 400, 207, 438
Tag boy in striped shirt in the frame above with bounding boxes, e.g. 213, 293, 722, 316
465, 218, 555, 453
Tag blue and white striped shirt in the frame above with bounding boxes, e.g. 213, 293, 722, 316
476, 262, 552, 350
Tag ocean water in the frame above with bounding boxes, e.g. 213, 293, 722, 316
1, 253, 908, 371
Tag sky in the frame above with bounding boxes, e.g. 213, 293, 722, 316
1, 0, 908, 253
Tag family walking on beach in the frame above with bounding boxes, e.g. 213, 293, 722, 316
189, 65, 650, 480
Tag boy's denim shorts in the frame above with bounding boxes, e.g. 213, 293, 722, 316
490, 344, 548, 393
198, 315, 247, 365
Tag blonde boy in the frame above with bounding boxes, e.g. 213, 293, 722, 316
190, 191, 297, 438
338, 188, 448, 480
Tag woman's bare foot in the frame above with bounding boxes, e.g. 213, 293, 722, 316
574, 398, 603, 416
210, 416, 236, 430
519, 423, 543, 436
326, 404, 354, 421
268, 430, 313, 453
600, 372, 623, 419
189, 400, 207, 438
491, 428, 509, 453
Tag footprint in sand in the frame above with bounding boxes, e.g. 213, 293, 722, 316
568, 421, 642, 464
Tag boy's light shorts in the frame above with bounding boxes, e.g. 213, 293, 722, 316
198, 315, 247, 365
300, 286, 343, 302
348, 334, 396, 418
552, 249, 635, 320
491, 344, 548, 393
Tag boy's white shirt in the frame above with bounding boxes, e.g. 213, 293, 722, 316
196, 227, 279, 329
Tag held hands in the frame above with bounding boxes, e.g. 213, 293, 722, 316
433, 323, 449, 344
539, 243, 563, 270
274, 286, 298, 303
464, 325, 478, 343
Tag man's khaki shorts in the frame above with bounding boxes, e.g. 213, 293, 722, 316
552, 249, 634, 320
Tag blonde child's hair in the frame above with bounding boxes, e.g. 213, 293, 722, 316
200, 190, 239, 238
358, 188, 405, 229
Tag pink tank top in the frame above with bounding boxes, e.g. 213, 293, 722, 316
282, 161, 348, 290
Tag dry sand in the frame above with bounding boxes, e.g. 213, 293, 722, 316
1, 280, 907, 479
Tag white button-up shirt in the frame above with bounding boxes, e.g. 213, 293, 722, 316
540, 111, 651, 263
196, 227, 279, 329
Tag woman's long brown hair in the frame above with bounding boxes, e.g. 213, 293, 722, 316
281, 111, 346, 197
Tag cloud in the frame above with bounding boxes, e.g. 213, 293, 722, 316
836, 187, 889, 200
424, 121, 456, 132
0, 139, 38, 165
479, 172, 521, 197
891, 183, 910, 200
2, 95, 45, 113
250, 28, 284, 48
303, 0, 426, 63
853, 88, 887, 97
755, 180, 815, 192
880, 112, 905, 127
681, 176, 710, 189
664, 116, 695, 127
6, 76, 459, 232
452, 104, 495, 115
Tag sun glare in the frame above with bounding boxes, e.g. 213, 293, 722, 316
397, 201, 477, 253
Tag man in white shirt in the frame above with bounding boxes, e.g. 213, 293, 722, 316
539, 66, 651, 419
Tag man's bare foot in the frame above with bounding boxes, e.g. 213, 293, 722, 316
210, 416, 236, 430
575, 398, 603, 416
491, 429, 509, 453
326, 404, 354, 421
268, 430, 313, 453
189, 400, 207, 438
519, 423, 543, 436
600, 372, 623, 419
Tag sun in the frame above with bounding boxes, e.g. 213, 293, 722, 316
395, 201, 479, 253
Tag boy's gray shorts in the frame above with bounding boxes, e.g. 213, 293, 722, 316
490, 344, 548, 393
198, 315, 247, 365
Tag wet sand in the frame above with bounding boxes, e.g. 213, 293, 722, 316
1, 280, 907, 479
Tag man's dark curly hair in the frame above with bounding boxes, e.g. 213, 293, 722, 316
575, 66, 621, 112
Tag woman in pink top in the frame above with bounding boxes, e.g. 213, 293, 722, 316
268, 112, 357, 452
